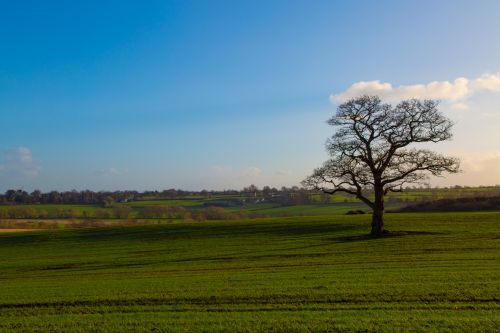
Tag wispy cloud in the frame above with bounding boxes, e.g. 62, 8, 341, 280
275, 169, 292, 176
242, 166, 262, 178
210, 165, 262, 180
94, 167, 127, 176
0, 147, 40, 178
435, 151, 500, 186
331, 73, 500, 109
203, 165, 266, 189
460, 152, 500, 173
202, 165, 298, 189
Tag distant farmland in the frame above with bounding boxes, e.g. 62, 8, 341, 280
1, 186, 500, 224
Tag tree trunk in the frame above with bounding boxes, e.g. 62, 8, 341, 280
371, 207, 384, 236
371, 185, 385, 236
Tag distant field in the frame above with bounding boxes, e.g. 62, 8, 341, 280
0, 201, 375, 220
235, 202, 370, 216
124, 199, 202, 208
1, 186, 499, 220
0, 203, 104, 219
1, 212, 499, 332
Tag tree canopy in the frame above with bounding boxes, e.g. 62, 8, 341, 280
303, 95, 460, 235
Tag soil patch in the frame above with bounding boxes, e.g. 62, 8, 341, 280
0, 228, 36, 233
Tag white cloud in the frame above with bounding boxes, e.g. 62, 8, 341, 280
0, 147, 40, 178
331, 73, 500, 109
472, 73, 500, 92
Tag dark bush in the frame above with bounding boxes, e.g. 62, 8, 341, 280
345, 210, 366, 215
399, 196, 500, 212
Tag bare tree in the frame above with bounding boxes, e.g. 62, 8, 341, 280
302, 95, 460, 236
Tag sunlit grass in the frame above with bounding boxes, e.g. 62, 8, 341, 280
1, 212, 499, 331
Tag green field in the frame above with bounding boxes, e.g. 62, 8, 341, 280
1, 212, 499, 332
0, 201, 375, 220
230, 202, 369, 216
2, 186, 500, 220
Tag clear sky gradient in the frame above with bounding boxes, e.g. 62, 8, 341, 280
2, 0, 500, 191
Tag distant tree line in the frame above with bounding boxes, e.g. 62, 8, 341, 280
0, 189, 139, 205
0, 187, 319, 206
1, 185, 500, 207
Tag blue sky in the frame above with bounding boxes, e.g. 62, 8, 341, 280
2, 0, 500, 191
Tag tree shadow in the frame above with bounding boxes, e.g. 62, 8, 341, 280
332, 230, 447, 243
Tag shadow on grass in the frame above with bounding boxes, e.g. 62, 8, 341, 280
0, 221, 361, 247
70, 222, 361, 242
333, 230, 447, 243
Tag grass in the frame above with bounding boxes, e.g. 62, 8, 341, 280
235, 202, 370, 216
0, 201, 388, 220
124, 199, 202, 208
0, 212, 499, 331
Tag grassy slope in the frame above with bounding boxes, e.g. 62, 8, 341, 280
1, 212, 499, 332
